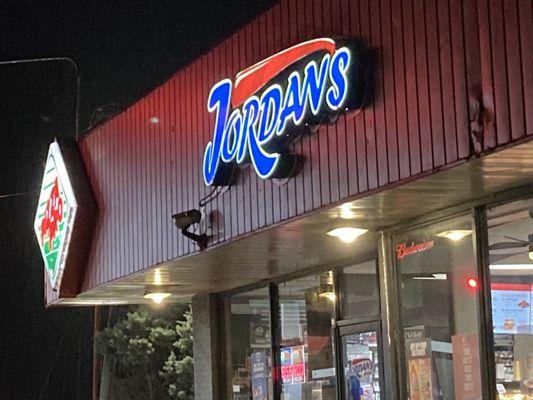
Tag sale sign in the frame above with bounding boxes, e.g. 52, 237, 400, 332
280, 346, 306, 384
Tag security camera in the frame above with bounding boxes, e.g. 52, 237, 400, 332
172, 209, 202, 230
171, 209, 208, 250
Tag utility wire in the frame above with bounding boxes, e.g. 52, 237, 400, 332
0, 189, 39, 199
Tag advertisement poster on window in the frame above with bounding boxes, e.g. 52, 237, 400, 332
251, 351, 268, 400
346, 358, 375, 400
491, 283, 532, 334
280, 346, 306, 384
452, 333, 482, 400
406, 339, 434, 400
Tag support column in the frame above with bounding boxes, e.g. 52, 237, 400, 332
192, 293, 221, 400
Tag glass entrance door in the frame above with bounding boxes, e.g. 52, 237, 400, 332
340, 323, 383, 400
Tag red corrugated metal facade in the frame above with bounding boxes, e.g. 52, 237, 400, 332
68, 0, 532, 298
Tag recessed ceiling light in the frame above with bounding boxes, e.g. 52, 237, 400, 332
149, 116, 159, 124
489, 264, 533, 271
326, 227, 368, 243
144, 291, 171, 304
436, 230, 473, 241
339, 204, 356, 219
154, 269, 163, 285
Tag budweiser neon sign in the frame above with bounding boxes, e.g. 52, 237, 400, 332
396, 240, 436, 260
202, 37, 370, 186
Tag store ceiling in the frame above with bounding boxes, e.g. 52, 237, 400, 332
65, 140, 533, 305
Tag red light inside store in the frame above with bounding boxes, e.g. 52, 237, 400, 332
467, 277, 478, 289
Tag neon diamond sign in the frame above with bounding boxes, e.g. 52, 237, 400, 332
34, 141, 78, 290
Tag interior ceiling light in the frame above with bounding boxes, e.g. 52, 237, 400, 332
436, 230, 473, 241
144, 290, 171, 304
149, 116, 160, 124
339, 204, 356, 219
326, 227, 368, 243
319, 291, 336, 302
489, 264, 533, 270
412, 273, 447, 280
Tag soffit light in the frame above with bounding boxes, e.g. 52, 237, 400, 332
149, 116, 160, 124
144, 290, 171, 304
489, 264, 533, 271
436, 230, 473, 241
326, 227, 368, 243
339, 204, 356, 220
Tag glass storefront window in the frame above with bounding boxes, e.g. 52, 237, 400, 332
277, 272, 337, 400
228, 287, 273, 400
395, 215, 483, 399
487, 199, 533, 399
339, 260, 379, 320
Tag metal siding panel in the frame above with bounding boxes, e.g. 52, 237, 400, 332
361, 0, 379, 190
169, 80, 177, 258
380, 0, 400, 183
371, 0, 391, 185
503, 0, 526, 141
391, 0, 411, 179
426, 0, 447, 167
294, 0, 306, 216
402, 0, 422, 175
518, 0, 533, 134
413, 0, 433, 172
478, 0, 498, 149
489, 0, 511, 146
438, 0, 459, 162
463, 0, 483, 153
450, 0, 471, 158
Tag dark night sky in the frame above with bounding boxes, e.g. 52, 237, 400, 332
0, 1, 273, 398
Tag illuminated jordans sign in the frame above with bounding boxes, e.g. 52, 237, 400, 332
202, 37, 370, 186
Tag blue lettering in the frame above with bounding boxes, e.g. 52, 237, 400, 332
257, 84, 282, 144
221, 109, 243, 162
203, 79, 232, 186
326, 48, 350, 110
303, 55, 330, 115
277, 72, 305, 134
242, 96, 280, 178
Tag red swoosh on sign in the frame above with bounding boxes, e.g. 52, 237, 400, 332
231, 38, 337, 108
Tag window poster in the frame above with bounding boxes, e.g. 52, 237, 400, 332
251, 351, 268, 400
346, 357, 375, 400
280, 346, 306, 385
406, 339, 434, 400
491, 283, 532, 334
452, 333, 482, 400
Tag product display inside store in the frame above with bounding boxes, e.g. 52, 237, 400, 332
488, 199, 533, 400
